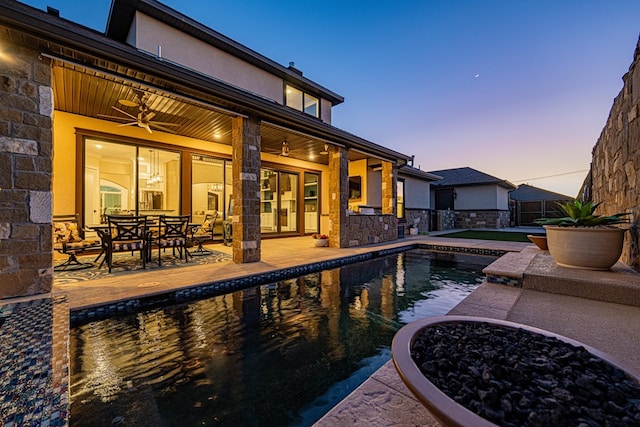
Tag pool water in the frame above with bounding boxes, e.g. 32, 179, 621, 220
69, 249, 495, 426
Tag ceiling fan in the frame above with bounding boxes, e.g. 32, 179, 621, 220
98, 92, 179, 134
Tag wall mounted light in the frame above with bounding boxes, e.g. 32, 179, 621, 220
319, 144, 329, 155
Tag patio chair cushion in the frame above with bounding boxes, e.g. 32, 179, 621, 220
53, 221, 81, 244
194, 219, 213, 236
159, 237, 186, 247
112, 240, 145, 251
65, 240, 102, 250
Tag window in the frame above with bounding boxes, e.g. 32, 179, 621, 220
83, 138, 180, 224
348, 176, 361, 200
191, 155, 231, 226
285, 84, 319, 118
397, 179, 405, 219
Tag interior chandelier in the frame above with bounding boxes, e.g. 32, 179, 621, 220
146, 149, 163, 185
208, 183, 223, 192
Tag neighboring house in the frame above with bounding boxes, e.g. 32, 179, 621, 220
427, 167, 516, 230
0, 0, 412, 299
397, 166, 441, 234
351, 163, 441, 235
509, 184, 573, 226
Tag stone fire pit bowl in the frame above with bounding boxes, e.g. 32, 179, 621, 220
392, 316, 640, 427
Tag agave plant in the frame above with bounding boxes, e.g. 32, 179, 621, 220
534, 200, 629, 227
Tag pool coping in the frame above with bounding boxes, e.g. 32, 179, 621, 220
68, 242, 508, 324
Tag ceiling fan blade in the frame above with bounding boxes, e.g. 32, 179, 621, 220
148, 120, 180, 126
149, 123, 177, 134
111, 106, 138, 120
116, 122, 138, 127
139, 122, 153, 134
98, 114, 131, 121
145, 112, 156, 121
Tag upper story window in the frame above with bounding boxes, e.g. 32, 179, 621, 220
286, 85, 319, 117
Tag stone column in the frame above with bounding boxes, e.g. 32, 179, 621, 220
0, 43, 53, 299
381, 161, 397, 216
328, 145, 348, 248
231, 116, 261, 263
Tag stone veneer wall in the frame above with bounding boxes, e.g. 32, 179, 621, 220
344, 214, 397, 247
454, 210, 510, 229
404, 209, 430, 234
589, 36, 640, 270
436, 210, 456, 230
0, 42, 53, 299
231, 116, 261, 263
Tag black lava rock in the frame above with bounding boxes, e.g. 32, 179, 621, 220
410, 321, 640, 426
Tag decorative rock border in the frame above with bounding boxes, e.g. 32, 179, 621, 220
0, 296, 69, 427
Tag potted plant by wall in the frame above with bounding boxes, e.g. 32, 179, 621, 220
312, 233, 329, 247
534, 200, 630, 270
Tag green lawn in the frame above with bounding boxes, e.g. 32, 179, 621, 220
435, 230, 545, 242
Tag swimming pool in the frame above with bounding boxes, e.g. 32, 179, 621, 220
69, 249, 495, 426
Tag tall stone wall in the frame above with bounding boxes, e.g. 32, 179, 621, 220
0, 42, 54, 298
589, 36, 640, 270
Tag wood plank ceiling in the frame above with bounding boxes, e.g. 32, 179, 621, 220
50, 61, 349, 165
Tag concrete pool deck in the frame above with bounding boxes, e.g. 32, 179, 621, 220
3, 230, 640, 426
316, 239, 640, 426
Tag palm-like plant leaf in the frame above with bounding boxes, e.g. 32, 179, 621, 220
534, 200, 629, 227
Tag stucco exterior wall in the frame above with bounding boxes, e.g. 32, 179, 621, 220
347, 159, 368, 209
453, 185, 510, 210
131, 13, 284, 103
589, 36, 640, 270
404, 176, 430, 209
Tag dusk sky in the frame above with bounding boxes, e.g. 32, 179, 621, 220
20, 0, 640, 197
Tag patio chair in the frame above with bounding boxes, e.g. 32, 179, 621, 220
105, 215, 149, 273
190, 212, 217, 256
157, 214, 191, 265
53, 214, 101, 271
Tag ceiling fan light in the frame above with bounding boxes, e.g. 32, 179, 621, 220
118, 99, 138, 107
281, 141, 290, 157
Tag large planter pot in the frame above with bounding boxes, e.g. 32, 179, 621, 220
392, 316, 640, 427
544, 225, 626, 270
527, 234, 547, 250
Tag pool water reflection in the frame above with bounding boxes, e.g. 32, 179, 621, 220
69, 249, 495, 426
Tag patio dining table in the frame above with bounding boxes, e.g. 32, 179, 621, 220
87, 220, 201, 270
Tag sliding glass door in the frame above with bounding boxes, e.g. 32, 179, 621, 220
260, 168, 299, 234
83, 138, 180, 225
